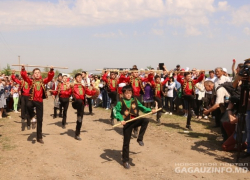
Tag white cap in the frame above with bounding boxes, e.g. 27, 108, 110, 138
185, 67, 190, 71
222, 68, 227, 73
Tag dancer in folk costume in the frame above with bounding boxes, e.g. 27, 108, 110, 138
151, 75, 169, 124
21, 65, 54, 144
177, 70, 204, 131
102, 70, 118, 125
11, 70, 31, 130
51, 75, 72, 129
71, 73, 98, 141
129, 67, 146, 137
117, 70, 130, 100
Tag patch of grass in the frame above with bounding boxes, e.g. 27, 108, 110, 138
0, 136, 16, 151
159, 114, 221, 142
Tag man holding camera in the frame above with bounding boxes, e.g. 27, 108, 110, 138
232, 59, 250, 158
203, 80, 230, 142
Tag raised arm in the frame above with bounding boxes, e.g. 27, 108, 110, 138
20, 67, 32, 85
232, 59, 237, 75
101, 72, 109, 83
193, 72, 204, 85
11, 70, 21, 85
161, 77, 169, 85
43, 67, 55, 84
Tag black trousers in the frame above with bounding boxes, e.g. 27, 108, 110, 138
108, 91, 117, 119
27, 100, 43, 140
101, 89, 108, 108
183, 96, 194, 126
122, 118, 149, 162
75, 99, 85, 136
165, 97, 173, 112
59, 97, 69, 126
86, 98, 92, 113
204, 93, 213, 109
154, 96, 162, 120
20, 95, 29, 120
194, 94, 203, 116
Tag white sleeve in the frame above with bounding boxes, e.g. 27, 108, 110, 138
215, 88, 230, 104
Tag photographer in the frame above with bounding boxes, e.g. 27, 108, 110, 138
232, 59, 250, 158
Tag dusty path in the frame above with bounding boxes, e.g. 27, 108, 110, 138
0, 96, 249, 180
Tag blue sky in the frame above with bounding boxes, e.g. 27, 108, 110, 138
0, 0, 250, 74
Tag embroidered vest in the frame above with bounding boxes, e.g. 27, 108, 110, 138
182, 79, 195, 96
154, 82, 165, 97
107, 78, 117, 92
129, 76, 145, 94
29, 79, 47, 100
121, 98, 139, 121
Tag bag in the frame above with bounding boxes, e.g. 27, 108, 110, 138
220, 111, 230, 123
216, 82, 241, 100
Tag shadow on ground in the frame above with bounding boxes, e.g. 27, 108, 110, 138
100, 149, 140, 167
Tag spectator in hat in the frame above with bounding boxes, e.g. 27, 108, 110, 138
222, 68, 232, 82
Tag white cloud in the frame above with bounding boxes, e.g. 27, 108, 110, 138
185, 26, 202, 36
231, 5, 250, 25
93, 30, 125, 38
243, 27, 250, 36
0, 0, 217, 32
152, 29, 164, 36
218, 1, 229, 11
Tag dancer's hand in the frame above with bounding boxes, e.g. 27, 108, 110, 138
21, 65, 25, 70
121, 120, 126, 125
151, 109, 156, 114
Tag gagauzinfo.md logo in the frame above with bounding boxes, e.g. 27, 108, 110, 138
175, 163, 248, 173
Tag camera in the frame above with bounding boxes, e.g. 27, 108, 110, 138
239, 64, 250, 77
239, 59, 250, 77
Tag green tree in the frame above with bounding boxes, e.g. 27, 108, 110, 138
71, 69, 83, 76
44, 67, 49, 72
1, 64, 11, 76
146, 65, 152, 70
55, 70, 60, 77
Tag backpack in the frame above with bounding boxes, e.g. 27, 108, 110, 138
216, 82, 241, 100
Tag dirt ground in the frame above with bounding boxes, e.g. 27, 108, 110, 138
0, 96, 249, 180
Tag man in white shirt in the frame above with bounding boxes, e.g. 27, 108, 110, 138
203, 80, 230, 141
204, 70, 217, 119
214, 67, 231, 89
